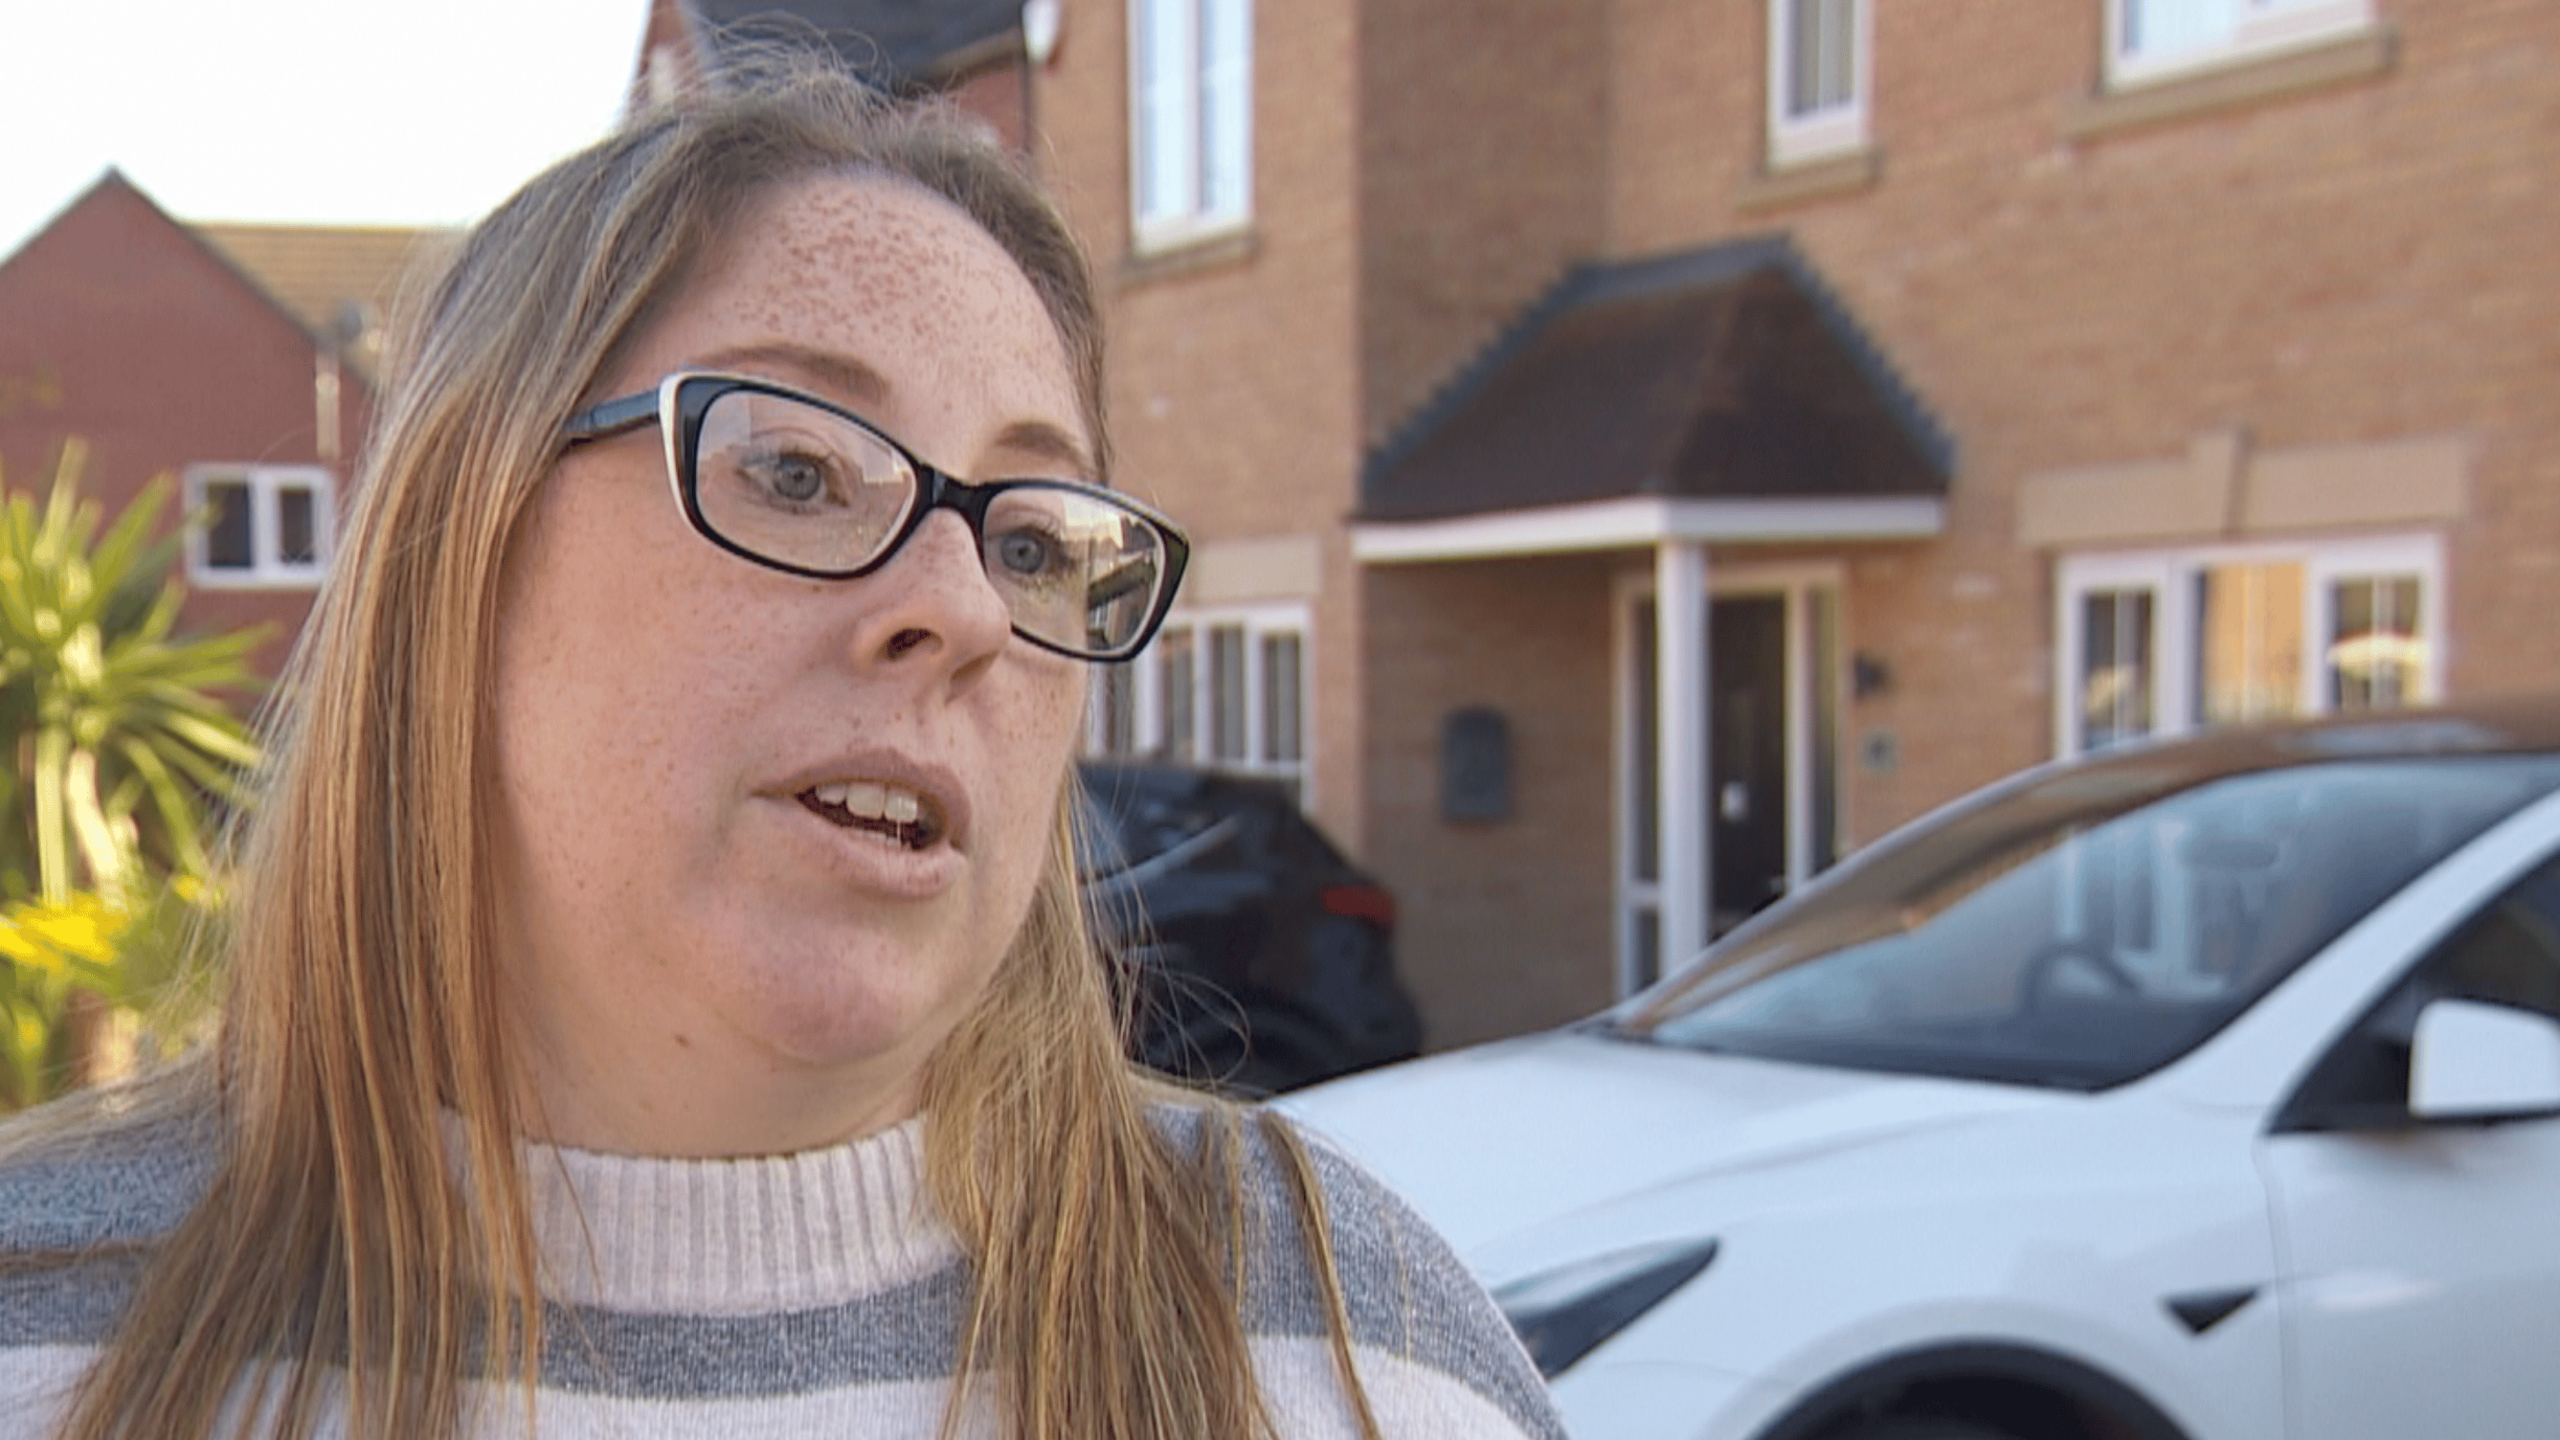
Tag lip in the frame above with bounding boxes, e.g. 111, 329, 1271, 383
765, 749, 973, 854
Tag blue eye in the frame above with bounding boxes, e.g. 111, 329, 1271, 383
994, 526, 1066, 580
741, 447, 835, 507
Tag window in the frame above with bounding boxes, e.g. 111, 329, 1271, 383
2056, 536, 2440, 756
1130, 0, 1252, 250
1767, 0, 1870, 166
2286, 852, 2560, 1127
2107, 0, 2375, 88
183, 465, 333, 588
1088, 603, 1308, 801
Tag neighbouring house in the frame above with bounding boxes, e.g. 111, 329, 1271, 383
628, 1, 2560, 1052
630, 0, 1038, 148
0, 172, 441, 681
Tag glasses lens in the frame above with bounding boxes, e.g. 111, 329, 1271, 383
690, 386, 918, 573
981, 484, 1168, 657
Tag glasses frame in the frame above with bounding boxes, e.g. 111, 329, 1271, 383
561, 371, 1189, 662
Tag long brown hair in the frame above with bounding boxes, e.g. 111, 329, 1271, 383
30, 58, 1382, 1440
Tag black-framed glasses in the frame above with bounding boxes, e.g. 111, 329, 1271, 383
560, 371, 1189, 662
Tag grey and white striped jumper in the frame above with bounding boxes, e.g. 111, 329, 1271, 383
0, 1103, 1567, 1438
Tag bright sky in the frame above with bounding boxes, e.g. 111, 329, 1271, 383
1, 0, 649, 262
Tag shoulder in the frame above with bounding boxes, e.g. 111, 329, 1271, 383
1151, 1100, 1569, 1440
0, 1081, 219, 1256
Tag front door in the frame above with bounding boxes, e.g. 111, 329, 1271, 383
1618, 576, 1843, 992
1712, 596, 1790, 934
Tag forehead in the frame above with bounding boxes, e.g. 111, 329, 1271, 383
619, 171, 1083, 454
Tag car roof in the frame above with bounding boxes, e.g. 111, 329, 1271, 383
2054, 694, 2560, 792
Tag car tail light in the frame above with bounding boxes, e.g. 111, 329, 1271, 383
1320, 883, 1396, 928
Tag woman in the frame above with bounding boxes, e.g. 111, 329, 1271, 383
0, 58, 1563, 1440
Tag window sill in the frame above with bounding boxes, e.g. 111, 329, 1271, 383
186, 570, 326, 592
2066, 27, 2395, 142
1734, 147, 1881, 214
1119, 226, 1259, 287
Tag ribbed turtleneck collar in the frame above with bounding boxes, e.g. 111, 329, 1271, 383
507, 1118, 958, 1317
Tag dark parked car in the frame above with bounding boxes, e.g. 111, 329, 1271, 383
1077, 761, 1422, 1095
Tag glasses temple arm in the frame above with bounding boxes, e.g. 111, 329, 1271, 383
561, 391, 663, 445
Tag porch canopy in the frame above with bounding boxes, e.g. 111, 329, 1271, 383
1353, 236, 1953, 984
1353, 235, 1951, 559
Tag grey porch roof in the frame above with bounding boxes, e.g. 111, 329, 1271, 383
690, 0, 1021, 84
1360, 237, 1954, 525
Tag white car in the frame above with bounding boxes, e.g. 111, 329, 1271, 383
1284, 701, 2560, 1440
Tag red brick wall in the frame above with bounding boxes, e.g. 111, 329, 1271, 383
1355, 0, 1610, 446
0, 176, 365, 684
1035, 0, 1374, 848
1362, 552, 1625, 1047
1600, 0, 2560, 841
1034, 0, 2560, 1047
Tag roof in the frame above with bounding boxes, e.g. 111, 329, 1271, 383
193, 222, 454, 378
687, 0, 1022, 84
1360, 237, 1955, 524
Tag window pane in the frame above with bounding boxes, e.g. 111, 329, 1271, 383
2123, 0, 2235, 59
1260, 632, 1302, 764
1199, 0, 1250, 218
1787, 0, 1856, 116
1209, 624, 1248, 763
1160, 628, 1196, 763
277, 485, 317, 565
2328, 574, 2424, 712
2194, 560, 2305, 726
2079, 589, 2154, 751
1134, 0, 1193, 221
203, 480, 255, 570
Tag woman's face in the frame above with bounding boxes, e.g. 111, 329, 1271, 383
491, 172, 1091, 1156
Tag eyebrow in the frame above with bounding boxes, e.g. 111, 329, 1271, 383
693, 341, 1099, 482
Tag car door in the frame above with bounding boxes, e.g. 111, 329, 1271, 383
2259, 853, 2560, 1440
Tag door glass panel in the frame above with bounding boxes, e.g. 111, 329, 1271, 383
2079, 588, 2155, 751
1812, 587, 1841, 874
1712, 596, 1790, 935
2327, 574, 2423, 712
1631, 597, 1659, 884
2193, 560, 2305, 725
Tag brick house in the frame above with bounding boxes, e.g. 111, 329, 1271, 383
616, 1, 2557, 1051
1013, 0, 2560, 1049
631, 0, 1040, 148
0, 172, 437, 681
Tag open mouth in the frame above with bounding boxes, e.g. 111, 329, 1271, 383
799, 779, 947, 851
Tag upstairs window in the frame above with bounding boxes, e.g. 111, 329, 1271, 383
1130, 0, 1252, 250
184, 464, 333, 588
1768, 0, 1870, 166
2108, 0, 2375, 87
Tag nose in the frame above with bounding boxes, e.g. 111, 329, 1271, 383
845, 509, 1014, 676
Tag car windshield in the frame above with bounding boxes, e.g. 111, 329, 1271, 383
1618, 753, 2560, 1090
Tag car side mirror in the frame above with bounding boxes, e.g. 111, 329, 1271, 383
2409, 998, 2560, 1122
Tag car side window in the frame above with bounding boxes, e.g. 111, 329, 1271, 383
2284, 853, 2560, 1126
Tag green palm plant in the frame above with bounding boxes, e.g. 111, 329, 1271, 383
0, 441, 264, 1107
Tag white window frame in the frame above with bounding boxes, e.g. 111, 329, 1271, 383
1767, 0, 1873, 168
1128, 0, 1253, 253
2103, 0, 2376, 90
1086, 601, 1311, 801
181, 463, 334, 589
2054, 533, 2444, 758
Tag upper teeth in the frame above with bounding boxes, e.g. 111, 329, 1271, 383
812, 780, 925, 825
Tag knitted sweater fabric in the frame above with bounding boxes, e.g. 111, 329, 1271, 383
0, 1103, 1567, 1439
